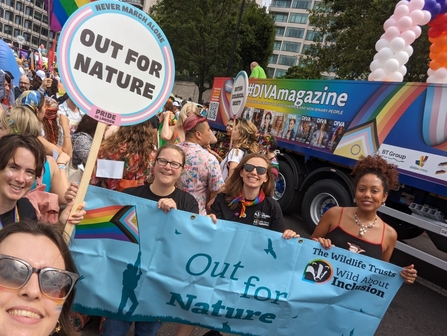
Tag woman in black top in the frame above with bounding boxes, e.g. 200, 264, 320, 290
0, 134, 85, 227
210, 153, 297, 238
311, 155, 417, 284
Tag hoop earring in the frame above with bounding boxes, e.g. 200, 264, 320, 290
51, 321, 61, 334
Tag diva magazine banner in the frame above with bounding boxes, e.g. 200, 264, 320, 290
70, 186, 403, 336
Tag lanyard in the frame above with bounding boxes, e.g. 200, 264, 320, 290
0, 206, 20, 229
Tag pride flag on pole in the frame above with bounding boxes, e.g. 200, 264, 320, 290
45, 0, 95, 32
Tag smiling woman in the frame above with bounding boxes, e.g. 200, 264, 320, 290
0, 220, 79, 336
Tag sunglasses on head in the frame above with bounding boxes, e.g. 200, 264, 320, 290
0, 254, 79, 300
243, 163, 267, 175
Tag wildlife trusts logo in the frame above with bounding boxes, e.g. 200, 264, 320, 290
303, 259, 333, 284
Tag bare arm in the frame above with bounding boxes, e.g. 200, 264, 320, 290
38, 136, 62, 156
311, 207, 340, 249
160, 111, 174, 141
48, 156, 69, 205
58, 114, 73, 157
227, 161, 238, 180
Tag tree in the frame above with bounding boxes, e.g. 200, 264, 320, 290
149, 0, 275, 102
301, 0, 430, 81
235, 1, 275, 75
284, 59, 322, 79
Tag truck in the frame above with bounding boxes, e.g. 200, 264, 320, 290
207, 77, 447, 273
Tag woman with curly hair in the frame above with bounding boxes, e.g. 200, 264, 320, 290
91, 118, 158, 191
220, 119, 259, 180
311, 155, 418, 284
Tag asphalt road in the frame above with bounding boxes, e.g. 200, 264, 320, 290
81, 214, 447, 336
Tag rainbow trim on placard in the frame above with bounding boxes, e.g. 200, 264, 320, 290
75, 205, 139, 244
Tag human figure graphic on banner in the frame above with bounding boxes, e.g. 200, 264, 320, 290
118, 251, 142, 316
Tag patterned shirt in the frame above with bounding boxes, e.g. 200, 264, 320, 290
177, 141, 224, 215
91, 143, 156, 191
71, 132, 92, 168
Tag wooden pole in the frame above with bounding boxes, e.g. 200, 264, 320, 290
63, 122, 106, 242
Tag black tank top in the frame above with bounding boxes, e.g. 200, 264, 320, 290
326, 208, 385, 260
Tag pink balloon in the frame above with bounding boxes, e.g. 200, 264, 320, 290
400, 30, 416, 44
394, 4, 410, 19
397, 16, 413, 32
421, 10, 432, 25
385, 26, 401, 40
384, 17, 397, 31
411, 25, 422, 39
408, 0, 425, 11
409, 10, 424, 25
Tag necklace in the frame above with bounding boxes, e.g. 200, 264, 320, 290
354, 211, 377, 238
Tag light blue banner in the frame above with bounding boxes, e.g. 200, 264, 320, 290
70, 186, 403, 336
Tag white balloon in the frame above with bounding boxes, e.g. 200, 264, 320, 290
435, 67, 447, 79
427, 76, 437, 83
373, 68, 388, 81
421, 10, 432, 25
385, 72, 404, 82
396, 0, 409, 7
394, 50, 410, 65
408, 0, 425, 11
375, 38, 390, 52
443, 77, 447, 84
384, 59, 400, 73
411, 25, 422, 39
368, 73, 375, 81
377, 47, 393, 61
427, 68, 435, 77
404, 45, 414, 57
390, 37, 406, 52
370, 59, 383, 72
373, 53, 380, 60
398, 65, 407, 76
394, 4, 410, 19
384, 17, 397, 31
397, 16, 413, 32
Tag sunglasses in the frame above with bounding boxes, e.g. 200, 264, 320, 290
0, 254, 79, 300
243, 163, 267, 175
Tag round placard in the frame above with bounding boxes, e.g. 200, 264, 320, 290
57, 1, 175, 125
230, 70, 249, 119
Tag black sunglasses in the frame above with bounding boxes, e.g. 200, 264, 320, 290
243, 163, 267, 175
0, 254, 79, 300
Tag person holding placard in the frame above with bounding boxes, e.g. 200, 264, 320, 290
311, 155, 418, 284
102, 144, 199, 336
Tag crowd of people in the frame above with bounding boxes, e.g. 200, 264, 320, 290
0, 59, 417, 336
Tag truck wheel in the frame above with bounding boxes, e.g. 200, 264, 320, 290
302, 179, 351, 233
274, 161, 296, 213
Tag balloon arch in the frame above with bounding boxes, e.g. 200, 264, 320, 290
369, 0, 447, 83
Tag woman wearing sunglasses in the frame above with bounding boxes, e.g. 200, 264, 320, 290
0, 220, 80, 336
210, 153, 297, 237
102, 144, 199, 336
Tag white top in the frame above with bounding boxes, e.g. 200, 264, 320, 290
220, 148, 245, 180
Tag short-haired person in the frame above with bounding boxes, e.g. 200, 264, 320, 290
102, 145, 199, 336
0, 220, 80, 336
311, 155, 417, 284
210, 153, 296, 237
14, 74, 30, 99
249, 61, 267, 79
178, 114, 224, 215
0, 134, 85, 227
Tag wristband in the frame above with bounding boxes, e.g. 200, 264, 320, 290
58, 165, 67, 170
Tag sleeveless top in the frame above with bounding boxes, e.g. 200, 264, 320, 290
31, 160, 51, 192
326, 208, 385, 260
